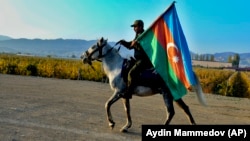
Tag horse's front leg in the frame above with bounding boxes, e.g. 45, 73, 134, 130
105, 91, 121, 129
120, 98, 132, 132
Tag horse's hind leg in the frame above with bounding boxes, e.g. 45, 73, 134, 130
175, 99, 196, 125
162, 92, 175, 125
105, 92, 121, 129
120, 98, 132, 132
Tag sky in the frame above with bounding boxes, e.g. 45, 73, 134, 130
0, 0, 250, 54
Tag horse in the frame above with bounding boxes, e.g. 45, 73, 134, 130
80, 37, 206, 132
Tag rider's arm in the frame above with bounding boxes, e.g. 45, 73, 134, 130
119, 40, 133, 49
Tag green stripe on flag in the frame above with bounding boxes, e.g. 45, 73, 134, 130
139, 29, 187, 100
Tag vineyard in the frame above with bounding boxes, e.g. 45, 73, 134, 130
0, 53, 250, 98
194, 67, 250, 98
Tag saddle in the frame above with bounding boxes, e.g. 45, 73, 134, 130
121, 58, 164, 89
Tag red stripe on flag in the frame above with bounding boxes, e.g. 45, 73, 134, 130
152, 18, 191, 89
166, 42, 191, 89
151, 18, 173, 49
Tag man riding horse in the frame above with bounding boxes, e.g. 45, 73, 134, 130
118, 19, 153, 99
81, 5, 206, 131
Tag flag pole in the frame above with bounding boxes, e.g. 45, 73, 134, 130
137, 1, 176, 41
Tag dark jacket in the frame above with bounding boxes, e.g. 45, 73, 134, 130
122, 31, 149, 60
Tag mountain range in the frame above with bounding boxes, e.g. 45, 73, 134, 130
0, 35, 133, 59
0, 35, 250, 67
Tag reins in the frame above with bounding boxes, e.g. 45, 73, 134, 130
85, 41, 121, 70
95, 41, 122, 62
115, 41, 122, 52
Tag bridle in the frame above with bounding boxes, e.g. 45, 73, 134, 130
84, 41, 115, 64
82, 39, 122, 71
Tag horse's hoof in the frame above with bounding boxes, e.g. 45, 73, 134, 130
120, 128, 128, 133
109, 122, 115, 129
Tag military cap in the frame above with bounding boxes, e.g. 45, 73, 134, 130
131, 20, 144, 27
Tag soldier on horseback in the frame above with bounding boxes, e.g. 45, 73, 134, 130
118, 20, 153, 99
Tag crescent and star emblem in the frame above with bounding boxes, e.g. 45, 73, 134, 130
167, 42, 179, 63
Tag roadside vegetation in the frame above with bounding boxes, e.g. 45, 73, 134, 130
194, 67, 250, 98
0, 53, 249, 98
0, 53, 105, 82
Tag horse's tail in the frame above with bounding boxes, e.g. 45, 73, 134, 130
193, 72, 207, 106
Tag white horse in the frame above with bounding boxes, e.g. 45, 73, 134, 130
81, 37, 206, 132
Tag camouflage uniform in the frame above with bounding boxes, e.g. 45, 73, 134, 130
120, 20, 153, 99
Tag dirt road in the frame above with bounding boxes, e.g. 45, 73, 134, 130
0, 74, 249, 141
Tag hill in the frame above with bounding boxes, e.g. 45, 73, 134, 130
0, 35, 12, 41
0, 35, 249, 66
0, 37, 133, 59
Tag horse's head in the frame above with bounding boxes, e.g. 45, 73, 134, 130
81, 37, 109, 65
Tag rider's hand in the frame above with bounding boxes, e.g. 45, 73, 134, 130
130, 40, 136, 47
116, 39, 125, 46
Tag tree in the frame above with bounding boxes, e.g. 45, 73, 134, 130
195, 54, 199, 60
205, 54, 209, 61
227, 55, 232, 63
210, 55, 215, 61
232, 54, 240, 68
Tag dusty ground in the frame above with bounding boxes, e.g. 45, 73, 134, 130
0, 74, 249, 141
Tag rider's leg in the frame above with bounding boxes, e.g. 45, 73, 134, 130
119, 59, 152, 99
126, 63, 140, 98
120, 60, 143, 99
127, 59, 153, 97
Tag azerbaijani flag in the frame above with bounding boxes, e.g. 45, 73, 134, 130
137, 2, 197, 100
